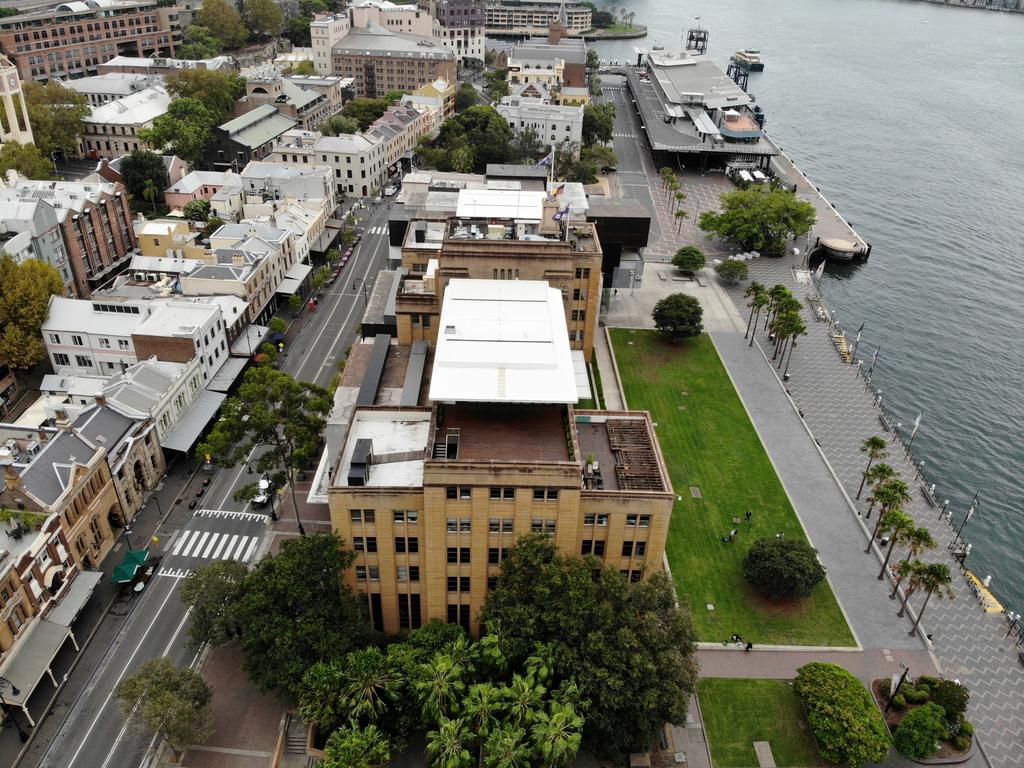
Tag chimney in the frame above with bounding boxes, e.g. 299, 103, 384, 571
95, 393, 107, 407
55, 408, 72, 429
0, 447, 20, 492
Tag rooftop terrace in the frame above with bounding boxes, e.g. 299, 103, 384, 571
575, 412, 670, 493
432, 403, 572, 463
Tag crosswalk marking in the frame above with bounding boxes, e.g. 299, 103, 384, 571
223, 534, 240, 560
200, 535, 219, 559
171, 530, 194, 556
232, 536, 253, 560
211, 535, 231, 560
242, 538, 258, 562
157, 568, 191, 579
194, 509, 266, 522
367, 225, 387, 235
185, 531, 210, 558
159, 530, 262, 579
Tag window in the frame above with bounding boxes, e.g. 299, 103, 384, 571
447, 517, 457, 532
489, 486, 515, 500
639, 515, 651, 528
393, 509, 418, 523
459, 518, 471, 532
487, 576, 498, 591
635, 541, 647, 556
447, 576, 471, 592
626, 514, 637, 526
571, 310, 586, 322
368, 566, 380, 580
532, 488, 559, 501
447, 604, 471, 631
48, 333, 60, 344
581, 540, 593, 555
447, 547, 458, 563
622, 541, 634, 557
395, 537, 418, 553
630, 570, 642, 583
75, 355, 92, 367
488, 547, 507, 564
350, 509, 375, 523
356, 565, 367, 580
98, 337, 110, 348
583, 513, 595, 526
575, 267, 590, 279
572, 288, 582, 301
398, 593, 422, 629
71, 334, 83, 345
118, 338, 130, 350
54, 353, 70, 366
596, 514, 608, 526
354, 536, 377, 553
446, 486, 471, 500
397, 565, 412, 581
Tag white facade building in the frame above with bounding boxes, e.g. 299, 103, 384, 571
0, 54, 32, 146
79, 85, 171, 159
310, 13, 351, 75
496, 96, 583, 155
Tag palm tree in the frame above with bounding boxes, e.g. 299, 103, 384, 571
674, 190, 686, 212
659, 167, 673, 190
463, 683, 503, 767
863, 463, 897, 517
416, 653, 466, 724
484, 725, 531, 768
909, 562, 954, 636
531, 703, 583, 768
765, 284, 791, 330
142, 178, 159, 213
890, 528, 936, 599
427, 716, 474, 768
857, 436, 888, 499
780, 314, 807, 372
675, 209, 686, 234
865, 504, 909, 555
743, 282, 766, 339
877, 511, 914, 581
866, 479, 910, 539
342, 648, 402, 724
500, 674, 545, 729
896, 560, 928, 618
770, 310, 799, 360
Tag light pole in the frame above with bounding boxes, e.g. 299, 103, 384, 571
1006, 612, 1020, 638
949, 492, 979, 551
937, 498, 949, 519
885, 664, 910, 713
0, 677, 28, 742
351, 278, 369, 308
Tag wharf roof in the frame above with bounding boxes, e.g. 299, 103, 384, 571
84, 85, 170, 126
429, 279, 578, 405
648, 52, 751, 110
332, 22, 454, 59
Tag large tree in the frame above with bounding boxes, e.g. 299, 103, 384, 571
23, 82, 90, 157
166, 69, 246, 121
320, 114, 361, 136
118, 149, 170, 202
179, 559, 248, 650
234, 532, 375, 697
419, 106, 516, 174
0, 141, 52, 179
180, 25, 225, 59
197, 365, 331, 533
114, 657, 213, 759
652, 293, 703, 340
743, 537, 826, 600
342, 95, 402, 131
0, 255, 64, 372
141, 98, 220, 178
699, 187, 816, 253
581, 103, 614, 146
243, 0, 284, 39
195, 0, 249, 50
480, 536, 698, 757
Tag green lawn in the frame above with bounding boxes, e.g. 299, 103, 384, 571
610, 329, 854, 646
698, 678, 825, 767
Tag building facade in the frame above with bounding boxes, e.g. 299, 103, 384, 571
484, 0, 591, 37
79, 84, 170, 159
207, 105, 298, 171
422, 0, 485, 64
0, 197, 74, 295
329, 23, 456, 98
496, 96, 582, 155
0, 53, 33, 145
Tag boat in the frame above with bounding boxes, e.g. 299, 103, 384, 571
730, 49, 765, 72
652, 44, 664, 51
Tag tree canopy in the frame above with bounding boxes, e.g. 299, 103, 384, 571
243, 0, 284, 39
894, 702, 947, 760
114, 657, 213, 757
484, 69, 509, 101
743, 537, 826, 600
0, 141, 52, 179
714, 259, 749, 284
342, 93, 405, 131
166, 69, 246, 121
320, 114, 361, 136
195, 0, 248, 49
233, 532, 375, 698
418, 106, 518, 174
180, 25, 225, 59
23, 82, 90, 157
480, 536, 698, 757
179, 559, 248, 650
699, 187, 816, 253
183, 198, 212, 221
455, 82, 478, 112
652, 293, 704, 340
119, 149, 170, 202
0, 254, 64, 370
672, 245, 705, 273
581, 103, 614, 146
141, 97, 220, 173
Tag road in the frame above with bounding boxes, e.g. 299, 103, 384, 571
25, 200, 394, 768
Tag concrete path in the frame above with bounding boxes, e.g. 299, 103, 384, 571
593, 328, 624, 410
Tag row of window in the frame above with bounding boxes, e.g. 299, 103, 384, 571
350, 512, 650, 532
447, 486, 560, 501
350, 509, 419, 523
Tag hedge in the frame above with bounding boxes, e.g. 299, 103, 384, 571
894, 702, 947, 759
794, 663, 891, 767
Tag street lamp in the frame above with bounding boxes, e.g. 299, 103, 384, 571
351, 278, 369, 308
1006, 612, 1021, 638
949, 492, 979, 551
0, 677, 28, 743
135, 481, 163, 519
937, 498, 949, 519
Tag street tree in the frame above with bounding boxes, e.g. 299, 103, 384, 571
857, 436, 888, 500
889, 527, 935, 599
743, 537, 826, 600
484, 69, 509, 101
672, 246, 705, 275
141, 97, 220, 169
114, 657, 213, 759
195, 0, 249, 49
284, 17, 313, 47
511, 126, 543, 163
894, 559, 927, 616
699, 187, 816, 253
119, 149, 170, 202
0, 255, 64, 373
320, 114, 361, 136
865, 506, 910, 556
743, 281, 767, 339
480, 535, 698, 756
582, 103, 614, 145
427, 716, 474, 768
23, 82, 90, 157
652, 293, 703, 340
456, 82, 478, 112
418, 107, 516, 174
867, 479, 912, 540
180, 25, 225, 59
864, 463, 897, 518
234, 532, 374, 696
779, 313, 807, 376
322, 723, 393, 768
0, 141, 52, 179
197, 365, 331, 533
908, 562, 953, 637
243, 0, 284, 38
343, 95, 403, 130
179, 559, 248, 650
714, 259, 748, 284
876, 511, 915, 581
166, 69, 246, 121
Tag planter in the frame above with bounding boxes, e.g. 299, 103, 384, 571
870, 679, 975, 765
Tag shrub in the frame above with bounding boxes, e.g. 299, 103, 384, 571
930, 679, 970, 726
894, 702, 947, 759
905, 687, 929, 705
794, 663, 890, 767
952, 734, 971, 752
917, 675, 940, 689
714, 259, 749, 284
914, 683, 931, 697
672, 245, 706, 273
743, 538, 826, 601
651, 293, 703, 340
890, 693, 906, 710
960, 720, 974, 737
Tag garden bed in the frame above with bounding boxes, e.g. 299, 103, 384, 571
871, 677, 974, 762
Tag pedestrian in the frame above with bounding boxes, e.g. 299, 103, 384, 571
745, 509, 752, 523
745, 642, 753, 651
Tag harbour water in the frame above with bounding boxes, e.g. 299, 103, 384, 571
591, 0, 1024, 614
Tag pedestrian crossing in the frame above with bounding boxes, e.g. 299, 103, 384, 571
367, 225, 387, 236
194, 508, 267, 522
167, 529, 259, 563
157, 507, 266, 579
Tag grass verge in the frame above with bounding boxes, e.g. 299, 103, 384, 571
610, 329, 854, 646
698, 678, 825, 767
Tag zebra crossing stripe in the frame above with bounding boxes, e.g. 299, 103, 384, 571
200, 535, 219, 559
232, 536, 252, 561
242, 538, 258, 562
183, 531, 210, 558
171, 530, 195, 556
211, 535, 230, 560
222, 534, 240, 560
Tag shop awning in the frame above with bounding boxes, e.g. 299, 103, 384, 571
112, 548, 149, 584
45, 571, 103, 627
160, 390, 227, 452
276, 263, 312, 295
0, 620, 71, 706
206, 357, 248, 393
230, 324, 269, 357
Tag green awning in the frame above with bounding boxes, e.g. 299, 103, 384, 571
111, 547, 150, 584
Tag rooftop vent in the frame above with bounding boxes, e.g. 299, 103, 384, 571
348, 438, 372, 486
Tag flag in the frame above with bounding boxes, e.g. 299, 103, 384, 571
537, 151, 553, 167
965, 500, 976, 522
814, 260, 826, 279
552, 183, 566, 198
552, 204, 570, 221
910, 412, 922, 438
855, 322, 864, 343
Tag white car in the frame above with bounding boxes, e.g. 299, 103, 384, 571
383, 185, 398, 197
252, 474, 272, 507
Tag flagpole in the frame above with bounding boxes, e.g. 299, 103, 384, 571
851, 323, 864, 363
867, 346, 880, 375
950, 492, 979, 551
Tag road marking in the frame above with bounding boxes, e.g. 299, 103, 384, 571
171, 530, 195, 556
242, 537, 258, 562
233, 536, 252, 561
65, 582, 180, 768
200, 535, 219, 559
183, 531, 209, 558
211, 535, 230, 560
196, 508, 266, 521
157, 568, 190, 579
223, 534, 240, 559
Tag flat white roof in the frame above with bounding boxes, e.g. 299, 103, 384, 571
455, 189, 545, 222
338, 410, 431, 487
428, 279, 577, 405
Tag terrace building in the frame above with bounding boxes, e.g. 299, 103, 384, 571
419, 0, 485, 64
484, 0, 591, 37
207, 105, 298, 172
78, 84, 170, 159
323, 278, 673, 635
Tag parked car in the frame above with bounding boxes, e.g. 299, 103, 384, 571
383, 184, 398, 197
252, 474, 272, 508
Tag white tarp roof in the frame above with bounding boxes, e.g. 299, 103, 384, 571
455, 189, 545, 222
160, 390, 226, 451
428, 279, 578, 404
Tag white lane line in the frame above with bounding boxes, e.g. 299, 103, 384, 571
211, 535, 230, 560
65, 582, 180, 768
182, 531, 209, 558
200, 533, 220, 559
171, 530, 195, 556
221, 534, 240, 560
215, 444, 260, 509
242, 538, 258, 562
